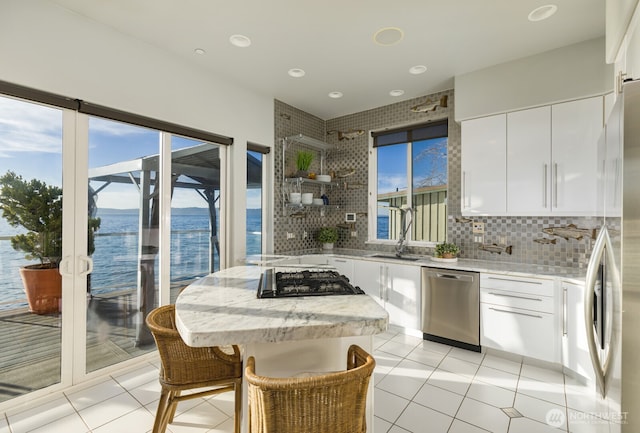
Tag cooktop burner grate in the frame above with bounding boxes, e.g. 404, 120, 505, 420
257, 269, 364, 298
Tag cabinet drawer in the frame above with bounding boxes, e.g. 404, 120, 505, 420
480, 288, 554, 313
481, 273, 554, 296
481, 303, 557, 363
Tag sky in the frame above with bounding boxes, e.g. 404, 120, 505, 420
0, 94, 262, 210
377, 137, 447, 199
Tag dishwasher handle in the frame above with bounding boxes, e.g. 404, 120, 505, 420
432, 272, 475, 282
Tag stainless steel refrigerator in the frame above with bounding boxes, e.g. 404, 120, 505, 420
585, 78, 640, 432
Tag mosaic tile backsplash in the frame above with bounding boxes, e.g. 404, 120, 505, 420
273, 91, 601, 269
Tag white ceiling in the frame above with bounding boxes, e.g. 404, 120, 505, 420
49, 0, 605, 120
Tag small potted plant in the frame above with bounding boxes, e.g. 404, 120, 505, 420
317, 226, 338, 250
434, 242, 460, 260
295, 150, 314, 178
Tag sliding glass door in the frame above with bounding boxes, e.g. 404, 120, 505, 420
0, 95, 64, 402
86, 117, 161, 371
0, 89, 231, 405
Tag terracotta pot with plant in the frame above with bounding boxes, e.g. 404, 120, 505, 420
317, 226, 338, 250
434, 242, 460, 259
0, 171, 100, 314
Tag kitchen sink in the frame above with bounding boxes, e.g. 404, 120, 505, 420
370, 254, 420, 261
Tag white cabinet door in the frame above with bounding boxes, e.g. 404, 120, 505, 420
507, 106, 551, 215
562, 281, 595, 382
327, 257, 354, 280
551, 96, 603, 215
461, 114, 507, 215
352, 259, 384, 306
386, 264, 421, 330
481, 303, 556, 363
352, 259, 421, 331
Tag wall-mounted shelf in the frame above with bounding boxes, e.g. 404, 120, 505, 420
285, 177, 341, 188
284, 134, 333, 152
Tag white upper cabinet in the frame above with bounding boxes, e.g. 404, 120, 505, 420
507, 106, 551, 215
551, 96, 603, 215
461, 114, 507, 216
462, 95, 604, 216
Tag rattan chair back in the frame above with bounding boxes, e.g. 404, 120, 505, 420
245, 344, 375, 433
146, 304, 242, 433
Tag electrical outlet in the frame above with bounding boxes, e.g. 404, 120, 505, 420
351, 230, 358, 238
286, 232, 296, 239
302, 230, 308, 239
472, 222, 485, 234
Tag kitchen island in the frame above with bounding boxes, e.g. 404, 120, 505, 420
175, 265, 389, 432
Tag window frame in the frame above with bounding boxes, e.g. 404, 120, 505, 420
368, 120, 448, 247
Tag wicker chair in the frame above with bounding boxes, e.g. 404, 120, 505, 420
245, 344, 375, 433
145, 304, 243, 433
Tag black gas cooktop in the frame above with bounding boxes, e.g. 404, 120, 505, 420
257, 269, 364, 298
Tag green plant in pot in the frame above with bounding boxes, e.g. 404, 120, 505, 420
295, 150, 314, 177
0, 171, 101, 314
434, 242, 460, 259
317, 226, 338, 250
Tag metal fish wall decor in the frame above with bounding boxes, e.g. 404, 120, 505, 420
542, 224, 597, 241
410, 95, 448, 113
327, 129, 365, 140
479, 243, 513, 255
455, 216, 474, 223
534, 238, 557, 245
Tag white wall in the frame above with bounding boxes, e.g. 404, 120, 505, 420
0, 0, 275, 266
454, 38, 614, 121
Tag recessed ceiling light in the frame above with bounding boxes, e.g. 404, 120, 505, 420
328, 91, 343, 99
288, 68, 306, 78
194, 48, 206, 55
389, 90, 405, 97
409, 65, 427, 75
229, 34, 252, 47
373, 27, 404, 46
528, 4, 558, 22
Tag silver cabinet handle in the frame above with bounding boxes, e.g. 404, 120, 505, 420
543, 164, 548, 208
553, 162, 558, 208
488, 292, 542, 302
462, 171, 467, 209
487, 276, 543, 285
333, 259, 347, 263
489, 307, 543, 319
563, 287, 568, 336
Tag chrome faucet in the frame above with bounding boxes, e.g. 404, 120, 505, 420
395, 205, 414, 257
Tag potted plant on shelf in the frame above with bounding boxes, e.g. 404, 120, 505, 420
434, 242, 460, 261
317, 226, 338, 250
295, 150, 314, 178
0, 171, 101, 314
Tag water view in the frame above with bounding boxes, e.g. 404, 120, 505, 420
0, 208, 262, 309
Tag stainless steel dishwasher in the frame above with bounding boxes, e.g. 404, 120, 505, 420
421, 267, 480, 352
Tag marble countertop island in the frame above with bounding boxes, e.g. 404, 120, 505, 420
175, 265, 389, 348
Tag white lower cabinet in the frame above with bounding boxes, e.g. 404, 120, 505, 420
480, 273, 559, 363
326, 257, 354, 280
351, 259, 421, 331
561, 280, 595, 382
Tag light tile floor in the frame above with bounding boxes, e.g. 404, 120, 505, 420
0, 328, 611, 433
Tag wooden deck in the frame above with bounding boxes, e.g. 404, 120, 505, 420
0, 289, 164, 403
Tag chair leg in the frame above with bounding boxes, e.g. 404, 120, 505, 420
234, 381, 242, 433
153, 388, 172, 433
167, 390, 180, 423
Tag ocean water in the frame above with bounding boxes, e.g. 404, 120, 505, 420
0, 209, 262, 307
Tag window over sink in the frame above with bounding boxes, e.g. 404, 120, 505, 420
370, 120, 448, 245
